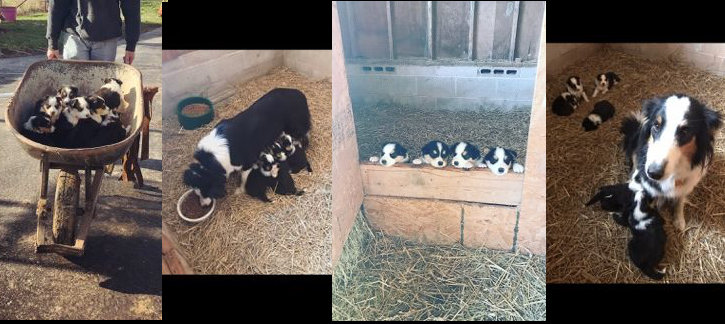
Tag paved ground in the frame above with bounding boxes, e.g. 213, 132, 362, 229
0, 28, 162, 320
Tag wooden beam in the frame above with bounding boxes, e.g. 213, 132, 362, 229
360, 163, 524, 206
508, 1, 520, 61
162, 226, 194, 274
426, 1, 433, 59
517, 11, 546, 255
467, 1, 476, 60
386, 1, 394, 59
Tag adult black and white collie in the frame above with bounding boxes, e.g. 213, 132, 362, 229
592, 72, 620, 98
413, 140, 449, 168
582, 100, 615, 132
566, 76, 589, 103
552, 92, 579, 116
450, 142, 481, 169
183, 88, 311, 206
369, 142, 409, 167
483, 147, 524, 175
621, 94, 722, 231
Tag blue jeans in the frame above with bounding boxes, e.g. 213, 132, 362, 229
61, 32, 118, 62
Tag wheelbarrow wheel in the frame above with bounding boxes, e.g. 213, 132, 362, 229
53, 169, 80, 245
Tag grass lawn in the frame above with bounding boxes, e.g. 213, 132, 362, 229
0, 0, 162, 57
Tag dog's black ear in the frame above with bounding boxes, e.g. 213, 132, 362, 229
208, 179, 227, 199
397, 144, 407, 156
704, 107, 723, 132
183, 168, 199, 187
469, 145, 481, 160
642, 97, 662, 118
506, 149, 518, 161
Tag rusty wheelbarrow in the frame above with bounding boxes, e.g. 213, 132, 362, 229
5, 60, 144, 256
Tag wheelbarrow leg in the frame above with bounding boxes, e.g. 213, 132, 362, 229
35, 158, 51, 251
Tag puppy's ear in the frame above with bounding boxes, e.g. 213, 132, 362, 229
398, 145, 407, 156
506, 149, 518, 161
183, 168, 200, 187
704, 107, 723, 133
469, 145, 481, 159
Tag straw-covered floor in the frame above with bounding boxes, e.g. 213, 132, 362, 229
353, 104, 531, 165
332, 212, 546, 321
162, 67, 331, 274
547, 48, 725, 283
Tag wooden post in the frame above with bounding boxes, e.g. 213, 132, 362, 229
508, 1, 520, 61
426, 1, 433, 60
386, 1, 394, 60
467, 1, 476, 60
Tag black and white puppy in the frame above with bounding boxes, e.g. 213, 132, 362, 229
586, 183, 634, 227
95, 78, 124, 111
271, 154, 305, 196
592, 72, 620, 98
369, 142, 409, 167
582, 100, 616, 131
449, 142, 481, 169
483, 147, 524, 175
627, 189, 666, 280
184, 88, 312, 205
244, 152, 280, 203
22, 112, 57, 146
552, 92, 579, 116
57, 96, 107, 148
566, 76, 589, 102
273, 133, 312, 173
412, 140, 449, 168
35, 95, 63, 124
621, 94, 723, 231
57, 85, 79, 107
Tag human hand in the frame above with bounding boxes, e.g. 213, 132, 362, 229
123, 51, 135, 64
47, 49, 60, 60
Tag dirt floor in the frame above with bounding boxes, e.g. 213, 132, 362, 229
162, 67, 331, 274
353, 104, 531, 165
546, 48, 725, 283
332, 212, 546, 321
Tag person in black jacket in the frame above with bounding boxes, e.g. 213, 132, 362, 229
46, 0, 140, 64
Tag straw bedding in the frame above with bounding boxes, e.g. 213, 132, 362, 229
353, 104, 531, 165
546, 48, 725, 283
332, 212, 546, 321
162, 67, 331, 274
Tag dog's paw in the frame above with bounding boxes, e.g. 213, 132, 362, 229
673, 217, 686, 231
412, 159, 422, 165
513, 163, 524, 173
477, 162, 486, 168
369, 156, 379, 163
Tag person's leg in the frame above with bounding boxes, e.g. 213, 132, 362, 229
61, 32, 91, 60
89, 37, 119, 62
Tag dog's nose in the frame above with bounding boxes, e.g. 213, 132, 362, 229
647, 162, 666, 180
498, 168, 505, 173
381, 159, 387, 165
437, 161, 443, 166
453, 161, 459, 166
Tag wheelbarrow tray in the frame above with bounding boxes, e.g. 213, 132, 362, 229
4, 60, 143, 256
5, 59, 144, 167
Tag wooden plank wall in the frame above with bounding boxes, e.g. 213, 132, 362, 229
514, 1, 544, 62
332, 1, 366, 267
516, 13, 546, 255
360, 163, 523, 206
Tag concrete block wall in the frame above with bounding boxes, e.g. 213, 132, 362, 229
346, 63, 538, 111
608, 44, 725, 77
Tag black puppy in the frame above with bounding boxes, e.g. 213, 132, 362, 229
273, 133, 312, 174
627, 190, 666, 280
244, 152, 279, 203
586, 183, 634, 227
552, 92, 579, 116
582, 100, 616, 131
272, 158, 305, 196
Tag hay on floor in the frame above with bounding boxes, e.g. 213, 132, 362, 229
546, 48, 725, 283
353, 104, 531, 165
332, 212, 546, 321
162, 67, 331, 274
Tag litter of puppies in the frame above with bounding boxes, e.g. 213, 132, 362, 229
20, 78, 130, 148
382, 141, 524, 175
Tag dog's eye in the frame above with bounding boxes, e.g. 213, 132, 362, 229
652, 122, 660, 132
432, 150, 437, 155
